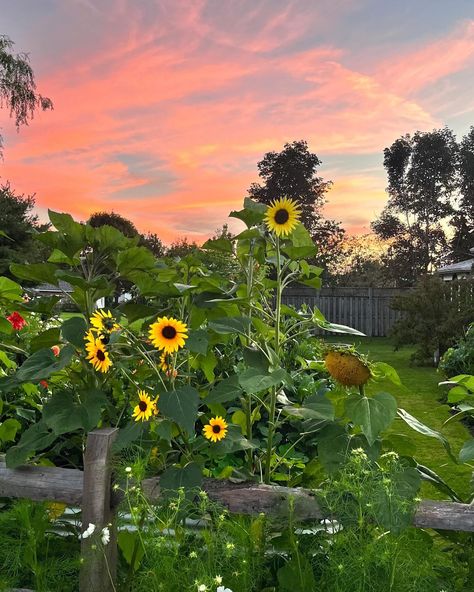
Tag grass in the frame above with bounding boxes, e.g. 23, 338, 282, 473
326, 336, 472, 501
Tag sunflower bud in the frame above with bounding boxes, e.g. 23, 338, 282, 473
325, 350, 371, 387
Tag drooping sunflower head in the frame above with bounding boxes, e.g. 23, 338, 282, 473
265, 197, 301, 237
132, 390, 158, 422
90, 309, 120, 334
84, 330, 112, 373
149, 316, 188, 354
203, 416, 228, 443
324, 348, 371, 387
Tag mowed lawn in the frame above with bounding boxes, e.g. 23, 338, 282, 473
326, 336, 472, 501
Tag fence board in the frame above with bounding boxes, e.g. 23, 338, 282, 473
282, 287, 406, 337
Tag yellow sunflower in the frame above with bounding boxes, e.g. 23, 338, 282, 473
203, 416, 228, 443
90, 309, 120, 334
132, 390, 158, 422
149, 316, 188, 354
85, 331, 112, 373
325, 350, 371, 387
265, 197, 301, 237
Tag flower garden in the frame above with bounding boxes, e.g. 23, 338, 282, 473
0, 197, 473, 592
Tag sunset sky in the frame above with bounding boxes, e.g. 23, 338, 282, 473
1, 0, 474, 243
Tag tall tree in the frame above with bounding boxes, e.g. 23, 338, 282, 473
371, 128, 458, 286
0, 183, 49, 278
0, 35, 52, 155
247, 140, 345, 268
451, 126, 474, 262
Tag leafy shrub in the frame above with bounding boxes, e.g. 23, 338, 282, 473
390, 276, 474, 365
439, 324, 474, 378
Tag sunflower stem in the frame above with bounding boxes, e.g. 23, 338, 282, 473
264, 235, 282, 484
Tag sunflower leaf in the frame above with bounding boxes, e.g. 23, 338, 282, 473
159, 386, 199, 434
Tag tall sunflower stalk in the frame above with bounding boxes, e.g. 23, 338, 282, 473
263, 197, 301, 484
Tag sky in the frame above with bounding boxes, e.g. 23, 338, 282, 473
1, 0, 473, 244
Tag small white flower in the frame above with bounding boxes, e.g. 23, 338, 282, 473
80, 523, 96, 539
101, 527, 110, 546
217, 587, 233, 592
214, 575, 223, 585
189, 551, 197, 558
197, 585, 207, 592
225, 542, 235, 551
125, 466, 132, 473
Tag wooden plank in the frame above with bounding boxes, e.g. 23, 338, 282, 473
0, 462, 83, 505
140, 478, 474, 532
79, 428, 118, 592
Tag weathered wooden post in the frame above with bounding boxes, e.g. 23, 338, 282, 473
79, 427, 118, 592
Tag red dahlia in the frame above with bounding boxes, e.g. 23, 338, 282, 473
7, 311, 27, 331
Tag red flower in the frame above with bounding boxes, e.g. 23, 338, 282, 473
7, 311, 27, 331
39, 380, 48, 389
51, 345, 61, 357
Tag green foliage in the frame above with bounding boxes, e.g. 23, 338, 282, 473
439, 324, 474, 377
390, 276, 474, 364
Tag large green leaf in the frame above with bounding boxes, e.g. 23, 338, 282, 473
118, 303, 158, 323
160, 462, 202, 495
284, 393, 335, 421
10, 263, 58, 286
116, 246, 156, 276
43, 389, 107, 434
281, 223, 317, 260
229, 198, 266, 228
0, 277, 23, 302
61, 316, 88, 348
15, 345, 75, 383
0, 418, 21, 443
397, 408, 455, 462
30, 328, 61, 353
238, 367, 290, 394
0, 317, 13, 335
345, 392, 397, 445
202, 237, 233, 253
459, 439, 474, 463
317, 423, 349, 472
186, 329, 209, 355
5, 421, 56, 467
118, 531, 145, 570
278, 555, 316, 592
159, 386, 199, 434
209, 316, 251, 335
317, 320, 365, 336
206, 375, 243, 404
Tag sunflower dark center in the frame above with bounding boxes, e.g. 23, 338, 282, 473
97, 349, 106, 361
162, 326, 177, 339
100, 334, 110, 345
212, 424, 221, 433
274, 209, 289, 224
139, 400, 148, 411
103, 319, 115, 330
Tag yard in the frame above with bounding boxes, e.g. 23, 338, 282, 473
328, 336, 472, 500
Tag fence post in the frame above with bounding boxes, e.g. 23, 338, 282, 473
367, 287, 373, 337
79, 427, 118, 592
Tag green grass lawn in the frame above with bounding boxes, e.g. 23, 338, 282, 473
326, 336, 472, 501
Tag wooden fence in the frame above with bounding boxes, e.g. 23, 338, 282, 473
1, 428, 474, 592
282, 287, 408, 337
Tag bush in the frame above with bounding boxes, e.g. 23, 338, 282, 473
439, 324, 474, 378
390, 276, 474, 365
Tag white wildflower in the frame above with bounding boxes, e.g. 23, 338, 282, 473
80, 523, 96, 539
214, 575, 223, 585
217, 587, 233, 592
197, 585, 207, 592
101, 527, 110, 546
189, 551, 197, 558
125, 466, 132, 473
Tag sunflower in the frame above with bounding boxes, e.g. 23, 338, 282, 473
90, 309, 120, 334
85, 331, 112, 373
149, 316, 188, 354
324, 350, 371, 387
265, 197, 301, 237
132, 390, 158, 422
203, 416, 228, 443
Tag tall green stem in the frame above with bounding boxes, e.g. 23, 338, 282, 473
264, 236, 282, 483
245, 240, 255, 470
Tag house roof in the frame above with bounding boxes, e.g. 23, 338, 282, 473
437, 259, 474, 275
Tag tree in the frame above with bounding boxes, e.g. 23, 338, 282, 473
451, 126, 474, 262
87, 211, 139, 238
327, 234, 392, 287
371, 128, 458, 286
248, 140, 345, 269
141, 232, 165, 258
0, 35, 52, 155
0, 183, 49, 278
